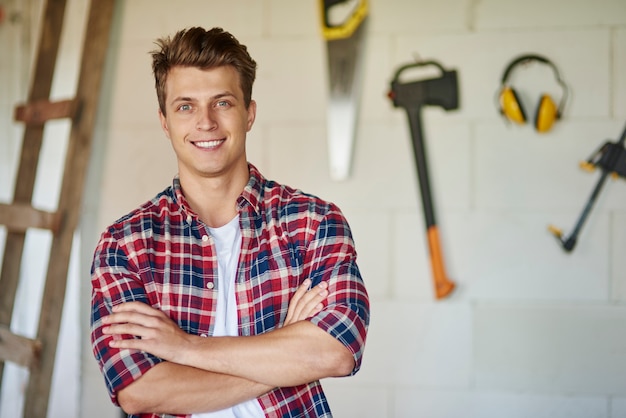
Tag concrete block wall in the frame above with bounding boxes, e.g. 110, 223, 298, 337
51, 0, 625, 417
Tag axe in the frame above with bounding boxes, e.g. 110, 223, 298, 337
388, 60, 459, 299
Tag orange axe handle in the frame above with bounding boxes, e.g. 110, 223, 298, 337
427, 226, 455, 299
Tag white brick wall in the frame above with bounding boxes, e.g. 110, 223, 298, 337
474, 304, 626, 394
66, 0, 626, 417
616, 29, 626, 117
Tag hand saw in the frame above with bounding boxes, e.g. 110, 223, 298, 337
319, 0, 368, 181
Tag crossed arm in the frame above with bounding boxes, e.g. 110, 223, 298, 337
100, 279, 354, 415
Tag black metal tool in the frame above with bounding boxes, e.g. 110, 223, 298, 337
388, 59, 459, 299
548, 122, 626, 252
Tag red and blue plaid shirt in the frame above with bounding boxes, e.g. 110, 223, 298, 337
90, 164, 370, 418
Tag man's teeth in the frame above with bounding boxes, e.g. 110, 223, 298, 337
195, 140, 223, 148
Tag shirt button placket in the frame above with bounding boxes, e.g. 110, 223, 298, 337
198, 230, 213, 339
202, 233, 215, 291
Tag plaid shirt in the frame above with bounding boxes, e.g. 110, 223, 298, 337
90, 164, 370, 418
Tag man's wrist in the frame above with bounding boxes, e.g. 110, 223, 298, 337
178, 333, 209, 367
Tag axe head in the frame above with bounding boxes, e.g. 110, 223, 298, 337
389, 61, 459, 111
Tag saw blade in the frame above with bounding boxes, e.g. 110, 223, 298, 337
323, 0, 367, 181
325, 18, 367, 181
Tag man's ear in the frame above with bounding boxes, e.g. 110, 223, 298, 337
158, 108, 171, 139
246, 100, 257, 132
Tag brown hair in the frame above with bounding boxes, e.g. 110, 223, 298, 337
151, 27, 257, 115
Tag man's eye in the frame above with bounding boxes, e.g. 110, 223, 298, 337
216, 100, 230, 108
179, 104, 191, 111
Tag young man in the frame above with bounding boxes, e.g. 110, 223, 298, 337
90, 27, 369, 418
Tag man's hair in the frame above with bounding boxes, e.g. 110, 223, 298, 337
151, 27, 257, 115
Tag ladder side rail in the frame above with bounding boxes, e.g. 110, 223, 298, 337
23, 1, 116, 416
0, 0, 68, 387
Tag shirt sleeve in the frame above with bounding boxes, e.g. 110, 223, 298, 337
305, 205, 370, 375
90, 229, 164, 405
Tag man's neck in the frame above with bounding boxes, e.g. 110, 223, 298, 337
179, 165, 249, 228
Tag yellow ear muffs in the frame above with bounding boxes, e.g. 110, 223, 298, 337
497, 54, 568, 133
535, 94, 558, 133
500, 87, 526, 125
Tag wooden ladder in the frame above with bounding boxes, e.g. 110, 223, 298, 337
0, 0, 115, 416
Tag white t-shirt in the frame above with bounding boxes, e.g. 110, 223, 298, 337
192, 215, 265, 418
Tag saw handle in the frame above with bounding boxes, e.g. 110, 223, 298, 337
320, 0, 368, 40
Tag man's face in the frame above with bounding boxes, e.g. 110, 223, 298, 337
158, 65, 256, 181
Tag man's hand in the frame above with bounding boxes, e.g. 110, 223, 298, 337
102, 302, 192, 363
283, 279, 328, 326
102, 278, 328, 361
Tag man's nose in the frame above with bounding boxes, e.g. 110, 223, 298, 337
196, 107, 217, 130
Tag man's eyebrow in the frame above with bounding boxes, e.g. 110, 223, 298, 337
170, 96, 194, 105
169, 92, 237, 105
213, 92, 237, 100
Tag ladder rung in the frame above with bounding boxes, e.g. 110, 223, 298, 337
0, 203, 61, 232
14, 98, 77, 125
0, 325, 42, 369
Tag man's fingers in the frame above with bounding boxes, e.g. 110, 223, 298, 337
102, 315, 172, 339
102, 302, 165, 326
102, 311, 145, 325
112, 301, 161, 315
103, 323, 150, 339
284, 279, 311, 323
312, 302, 323, 315
290, 279, 311, 306
299, 285, 327, 318
284, 280, 329, 326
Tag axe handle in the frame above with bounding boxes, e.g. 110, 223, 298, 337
407, 108, 436, 226
428, 226, 456, 299
406, 108, 456, 299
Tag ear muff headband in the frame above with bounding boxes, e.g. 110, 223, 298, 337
498, 54, 568, 130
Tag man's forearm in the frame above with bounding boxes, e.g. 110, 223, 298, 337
103, 281, 352, 396
118, 361, 272, 415
178, 321, 355, 388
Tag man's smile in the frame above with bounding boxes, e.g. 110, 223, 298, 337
193, 139, 225, 149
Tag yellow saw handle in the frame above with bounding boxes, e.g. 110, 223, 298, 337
319, 0, 368, 40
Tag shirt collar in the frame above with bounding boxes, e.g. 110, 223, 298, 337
238, 163, 264, 216
171, 163, 265, 221
171, 176, 194, 223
